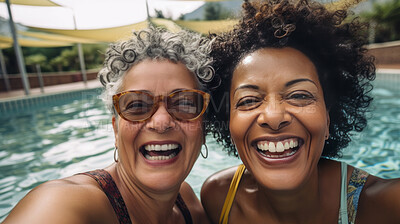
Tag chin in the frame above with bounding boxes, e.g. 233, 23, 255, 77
143, 177, 182, 192
252, 169, 307, 192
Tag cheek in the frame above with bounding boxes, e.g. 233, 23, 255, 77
292, 105, 328, 137
117, 121, 142, 141
181, 121, 204, 141
229, 110, 256, 143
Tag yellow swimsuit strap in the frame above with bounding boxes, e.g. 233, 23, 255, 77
219, 164, 246, 224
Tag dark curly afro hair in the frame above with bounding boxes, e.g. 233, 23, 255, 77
207, 0, 376, 158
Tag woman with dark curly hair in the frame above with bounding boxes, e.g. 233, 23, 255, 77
4, 27, 213, 224
201, 0, 400, 223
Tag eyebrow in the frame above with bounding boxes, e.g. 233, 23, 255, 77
233, 78, 317, 95
233, 84, 259, 95
285, 78, 316, 87
126, 88, 189, 95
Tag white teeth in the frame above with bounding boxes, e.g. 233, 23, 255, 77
144, 144, 179, 151
284, 142, 290, 150
264, 150, 296, 158
256, 139, 299, 153
269, 142, 276, 152
276, 142, 284, 152
145, 153, 177, 161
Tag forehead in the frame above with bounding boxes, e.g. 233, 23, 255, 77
122, 59, 199, 92
232, 47, 320, 87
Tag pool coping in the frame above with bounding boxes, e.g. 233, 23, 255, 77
0, 79, 102, 102
0, 87, 103, 116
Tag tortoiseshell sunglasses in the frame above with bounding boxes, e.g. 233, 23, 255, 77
113, 89, 210, 122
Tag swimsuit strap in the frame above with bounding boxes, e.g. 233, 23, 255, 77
219, 164, 246, 224
347, 166, 369, 224
339, 162, 349, 224
81, 170, 193, 224
81, 169, 132, 224
338, 162, 369, 224
176, 193, 193, 224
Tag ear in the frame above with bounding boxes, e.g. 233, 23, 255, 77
325, 111, 330, 140
112, 116, 119, 148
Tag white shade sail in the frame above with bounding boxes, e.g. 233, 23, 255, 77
0, 0, 59, 6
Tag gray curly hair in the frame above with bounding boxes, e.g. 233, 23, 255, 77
98, 27, 215, 114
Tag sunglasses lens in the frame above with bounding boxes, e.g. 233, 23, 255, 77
115, 90, 207, 122
168, 91, 205, 120
118, 92, 154, 121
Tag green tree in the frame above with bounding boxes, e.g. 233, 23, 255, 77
204, 2, 221, 20
49, 55, 67, 72
3, 43, 106, 74
155, 9, 165, 18
82, 44, 106, 70
178, 14, 185, 20
204, 2, 235, 21
48, 44, 106, 72
25, 54, 48, 73
361, 0, 400, 42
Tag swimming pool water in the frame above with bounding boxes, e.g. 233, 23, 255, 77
0, 74, 398, 220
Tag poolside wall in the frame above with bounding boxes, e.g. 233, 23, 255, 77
0, 87, 102, 116
0, 70, 98, 92
367, 40, 400, 66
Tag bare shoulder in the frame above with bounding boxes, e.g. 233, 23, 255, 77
3, 174, 116, 224
357, 174, 400, 223
180, 182, 210, 224
200, 165, 239, 224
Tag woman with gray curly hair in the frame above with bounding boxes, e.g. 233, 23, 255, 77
4, 27, 214, 224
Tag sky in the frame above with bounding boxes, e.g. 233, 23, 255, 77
0, 0, 204, 30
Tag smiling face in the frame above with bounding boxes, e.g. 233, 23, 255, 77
112, 59, 204, 192
230, 47, 330, 190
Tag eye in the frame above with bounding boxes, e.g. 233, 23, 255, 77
286, 91, 315, 106
124, 100, 152, 114
169, 96, 198, 114
126, 101, 145, 108
236, 96, 263, 110
171, 96, 196, 107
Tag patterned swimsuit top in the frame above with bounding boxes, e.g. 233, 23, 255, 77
81, 169, 193, 224
219, 162, 369, 224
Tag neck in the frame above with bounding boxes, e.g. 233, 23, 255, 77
256, 166, 326, 223
108, 164, 182, 224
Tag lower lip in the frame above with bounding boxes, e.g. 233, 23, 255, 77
255, 146, 302, 166
142, 153, 180, 167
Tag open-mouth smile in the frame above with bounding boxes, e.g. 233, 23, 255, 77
140, 143, 182, 161
254, 138, 303, 159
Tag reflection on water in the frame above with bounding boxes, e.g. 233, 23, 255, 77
343, 76, 400, 178
0, 75, 399, 220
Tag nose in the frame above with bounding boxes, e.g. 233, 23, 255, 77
256, 96, 291, 130
145, 102, 176, 133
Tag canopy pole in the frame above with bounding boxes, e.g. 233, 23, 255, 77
5, 0, 30, 95
77, 43, 87, 85
71, 10, 87, 86
0, 48, 11, 91
146, 0, 151, 27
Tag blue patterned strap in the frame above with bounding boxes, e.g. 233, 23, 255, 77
339, 162, 349, 224
347, 167, 369, 224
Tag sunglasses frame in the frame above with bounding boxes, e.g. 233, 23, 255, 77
113, 89, 210, 122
